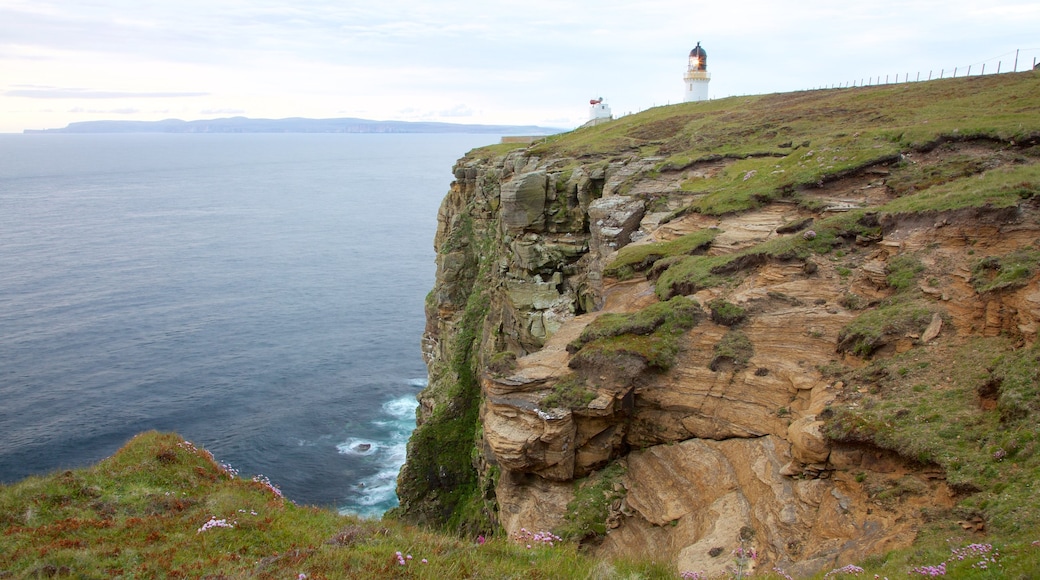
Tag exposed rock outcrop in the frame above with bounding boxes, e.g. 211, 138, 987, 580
398, 72, 1040, 575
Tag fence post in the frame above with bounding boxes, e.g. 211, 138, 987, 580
928, 70, 932, 80
953, 67, 957, 77
940, 69, 944, 79
967, 65, 971, 76
1014, 49, 1019, 72
917, 72, 921, 82
997, 61, 1001, 73
981, 63, 985, 75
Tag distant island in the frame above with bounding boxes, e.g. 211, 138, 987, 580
23, 116, 565, 135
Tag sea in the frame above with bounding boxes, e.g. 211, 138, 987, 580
0, 132, 498, 517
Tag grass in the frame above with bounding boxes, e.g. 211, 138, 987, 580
836, 296, 937, 357
708, 299, 747, 326
886, 254, 925, 291
824, 338, 1040, 542
567, 296, 701, 371
555, 461, 626, 542
709, 330, 754, 371
0, 432, 679, 579
604, 229, 719, 279
970, 248, 1040, 293
879, 162, 1040, 214
541, 374, 597, 410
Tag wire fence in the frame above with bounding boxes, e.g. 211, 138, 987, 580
809, 48, 1040, 90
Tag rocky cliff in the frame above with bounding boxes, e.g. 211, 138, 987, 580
395, 71, 1040, 576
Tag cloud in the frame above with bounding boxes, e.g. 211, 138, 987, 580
7, 86, 208, 99
68, 107, 140, 114
438, 104, 474, 118
200, 108, 246, 115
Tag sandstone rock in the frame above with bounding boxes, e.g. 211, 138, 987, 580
921, 312, 943, 343
588, 196, 645, 256
788, 417, 830, 464
501, 170, 548, 232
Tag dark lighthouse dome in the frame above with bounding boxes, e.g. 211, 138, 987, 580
689, 41, 707, 71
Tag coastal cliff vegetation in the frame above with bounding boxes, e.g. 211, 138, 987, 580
4, 71, 1040, 578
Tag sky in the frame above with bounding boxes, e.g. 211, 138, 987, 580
1, 0, 1039, 133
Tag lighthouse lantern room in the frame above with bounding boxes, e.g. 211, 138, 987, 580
683, 41, 711, 102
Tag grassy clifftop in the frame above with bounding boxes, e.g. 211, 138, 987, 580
0, 432, 671, 578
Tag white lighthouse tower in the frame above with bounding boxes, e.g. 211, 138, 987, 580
683, 41, 710, 102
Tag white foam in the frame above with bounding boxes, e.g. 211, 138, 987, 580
336, 438, 379, 456
382, 396, 419, 420
407, 377, 428, 388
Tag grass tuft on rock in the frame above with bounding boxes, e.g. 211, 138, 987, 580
567, 296, 701, 371
604, 229, 719, 279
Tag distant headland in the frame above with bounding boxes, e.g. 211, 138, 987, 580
23, 116, 565, 135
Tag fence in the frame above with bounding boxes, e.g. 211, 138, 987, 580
810, 48, 1040, 90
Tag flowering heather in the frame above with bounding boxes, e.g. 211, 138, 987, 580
949, 543, 999, 571
772, 567, 794, 580
824, 564, 864, 577
909, 562, 946, 576
252, 474, 285, 499
679, 571, 706, 579
511, 528, 562, 548
196, 517, 235, 533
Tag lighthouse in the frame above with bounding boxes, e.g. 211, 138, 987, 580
683, 41, 711, 102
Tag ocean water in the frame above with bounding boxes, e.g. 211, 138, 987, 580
0, 133, 496, 516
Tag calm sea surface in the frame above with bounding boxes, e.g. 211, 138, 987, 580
0, 133, 496, 516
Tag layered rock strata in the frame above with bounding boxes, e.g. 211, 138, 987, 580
398, 80, 1040, 575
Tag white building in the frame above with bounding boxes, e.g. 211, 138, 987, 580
588, 97, 612, 122
683, 41, 711, 102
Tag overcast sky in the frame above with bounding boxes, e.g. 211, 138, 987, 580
2, 0, 1038, 133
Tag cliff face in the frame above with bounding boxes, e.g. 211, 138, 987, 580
396, 72, 1040, 575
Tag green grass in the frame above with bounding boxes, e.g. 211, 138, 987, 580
709, 329, 754, 371
527, 72, 1040, 218
708, 299, 747, 326
970, 248, 1040, 293
604, 229, 719, 279
541, 374, 597, 410
879, 162, 1040, 214
0, 432, 678, 579
836, 297, 937, 357
567, 296, 701, 371
886, 254, 925, 291
555, 461, 626, 542
825, 338, 1040, 542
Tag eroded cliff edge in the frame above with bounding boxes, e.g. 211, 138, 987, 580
395, 71, 1040, 576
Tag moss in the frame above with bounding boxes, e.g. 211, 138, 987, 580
395, 238, 491, 531
555, 461, 626, 541
708, 299, 747, 326
604, 228, 719, 278
541, 374, 596, 410
567, 296, 701, 371
654, 253, 734, 299
710, 330, 754, 371
488, 351, 518, 376
970, 248, 1040, 293
886, 254, 925, 291
836, 297, 937, 357
568, 296, 700, 352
